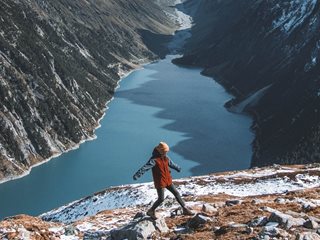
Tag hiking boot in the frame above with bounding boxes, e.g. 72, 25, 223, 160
182, 207, 194, 216
146, 209, 157, 220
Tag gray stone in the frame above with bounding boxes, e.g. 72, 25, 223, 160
274, 197, 286, 204
64, 225, 78, 236
84, 230, 109, 240
298, 199, 318, 212
154, 217, 169, 233
296, 232, 320, 240
212, 226, 220, 232
286, 210, 306, 218
226, 199, 242, 206
188, 214, 211, 229
251, 199, 264, 205
17, 228, 31, 240
228, 223, 247, 228
259, 226, 280, 237
265, 222, 279, 227
202, 203, 218, 214
304, 219, 319, 229
267, 208, 305, 229
245, 226, 254, 234
309, 216, 320, 223
214, 202, 226, 208
286, 210, 320, 223
248, 216, 269, 227
110, 216, 168, 240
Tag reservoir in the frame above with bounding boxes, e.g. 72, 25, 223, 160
0, 54, 253, 219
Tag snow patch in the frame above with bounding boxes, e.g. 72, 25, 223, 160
75, 43, 92, 59
272, 0, 317, 33
41, 166, 320, 224
229, 85, 272, 113
304, 40, 320, 72
35, 25, 45, 38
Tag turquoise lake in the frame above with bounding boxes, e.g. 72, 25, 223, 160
0, 55, 253, 219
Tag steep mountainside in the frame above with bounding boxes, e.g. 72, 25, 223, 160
174, 0, 320, 167
1, 164, 319, 239
0, 0, 176, 181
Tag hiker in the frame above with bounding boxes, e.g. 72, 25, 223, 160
133, 141, 193, 219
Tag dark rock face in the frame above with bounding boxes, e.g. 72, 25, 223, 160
175, 0, 320, 167
0, 0, 175, 180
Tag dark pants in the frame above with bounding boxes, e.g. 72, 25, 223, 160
150, 184, 185, 210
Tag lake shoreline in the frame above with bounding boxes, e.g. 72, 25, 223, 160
0, 1, 187, 185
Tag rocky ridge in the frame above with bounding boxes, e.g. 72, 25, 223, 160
0, 164, 319, 239
0, 0, 177, 182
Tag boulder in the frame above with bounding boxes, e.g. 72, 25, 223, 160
248, 216, 268, 227
259, 226, 290, 239
297, 199, 318, 212
264, 207, 305, 229
84, 230, 109, 240
226, 199, 242, 206
304, 219, 319, 229
202, 204, 218, 214
17, 227, 31, 240
154, 217, 169, 233
110, 216, 168, 240
259, 226, 280, 237
245, 226, 253, 234
188, 214, 211, 229
265, 222, 279, 227
228, 223, 247, 228
286, 210, 320, 223
64, 225, 78, 236
251, 199, 264, 205
296, 232, 320, 240
274, 198, 286, 204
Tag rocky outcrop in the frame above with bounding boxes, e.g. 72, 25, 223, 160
174, 0, 320, 167
0, 164, 319, 239
0, 0, 176, 181
110, 213, 169, 240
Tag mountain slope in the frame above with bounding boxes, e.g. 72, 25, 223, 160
0, 0, 176, 181
174, 0, 320, 167
1, 164, 319, 239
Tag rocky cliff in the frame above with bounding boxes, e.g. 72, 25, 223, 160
0, 164, 319, 239
174, 0, 320, 167
0, 0, 176, 181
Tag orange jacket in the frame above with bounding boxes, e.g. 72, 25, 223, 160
133, 148, 181, 188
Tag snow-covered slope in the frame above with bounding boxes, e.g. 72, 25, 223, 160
1, 164, 319, 239
40, 164, 320, 224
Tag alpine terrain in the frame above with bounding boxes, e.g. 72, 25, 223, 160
0, 0, 177, 182
0, 164, 319, 239
174, 0, 320, 167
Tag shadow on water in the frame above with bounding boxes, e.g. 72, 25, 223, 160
116, 56, 253, 175
138, 29, 173, 59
